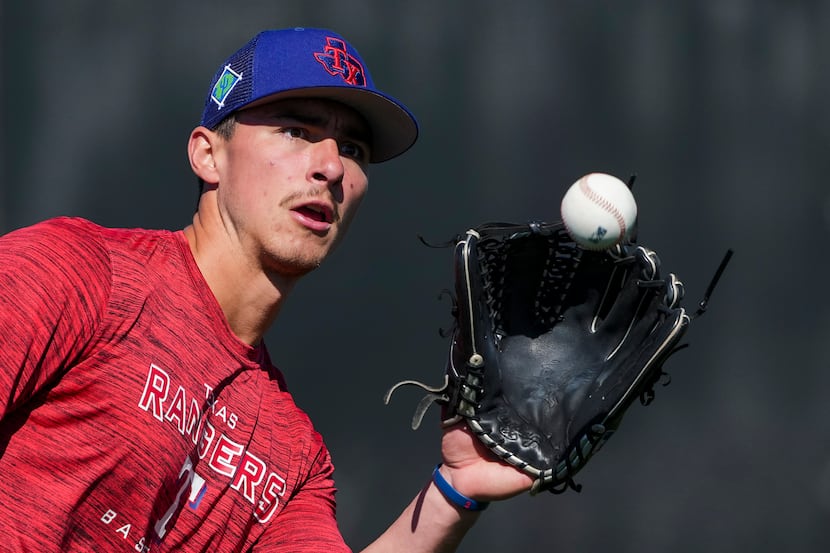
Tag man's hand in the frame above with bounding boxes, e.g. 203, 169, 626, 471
439, 422, 534, 502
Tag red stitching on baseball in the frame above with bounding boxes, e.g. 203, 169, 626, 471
578, 175, 627, 238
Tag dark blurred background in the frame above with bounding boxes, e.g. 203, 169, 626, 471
2, 1, 829, 551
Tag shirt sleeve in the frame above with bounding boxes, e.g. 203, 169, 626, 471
253, 446, 351, 553
0, 217, 112, 417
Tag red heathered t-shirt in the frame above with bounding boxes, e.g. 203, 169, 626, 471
0, 217, 351, 552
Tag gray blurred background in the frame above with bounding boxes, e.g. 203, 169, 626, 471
2, 1, 829, 551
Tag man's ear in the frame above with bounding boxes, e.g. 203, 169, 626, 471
188, 127, 221, 185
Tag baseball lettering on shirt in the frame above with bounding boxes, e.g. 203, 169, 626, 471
136, 363, 287, 526
100, 509, 152, 552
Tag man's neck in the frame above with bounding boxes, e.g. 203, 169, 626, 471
182, 217, 295, 346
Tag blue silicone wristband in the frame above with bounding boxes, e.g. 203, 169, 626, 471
432, 464, 490, 511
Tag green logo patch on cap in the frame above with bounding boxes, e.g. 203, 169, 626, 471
211, 65, 243, 108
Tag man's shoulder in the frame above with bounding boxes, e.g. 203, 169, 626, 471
6, 215, 102, 241
7, 216, 173, 248
1, 216, 112, 270
7, 216, 191, 297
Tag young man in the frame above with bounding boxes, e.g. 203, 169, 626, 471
0, 28, 531, 551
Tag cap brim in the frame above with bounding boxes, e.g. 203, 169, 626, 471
244, 87, 418, 163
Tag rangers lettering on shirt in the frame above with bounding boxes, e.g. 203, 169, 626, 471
137, 363, 286, 524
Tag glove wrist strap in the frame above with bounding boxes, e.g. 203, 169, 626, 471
432, 464, 490, 511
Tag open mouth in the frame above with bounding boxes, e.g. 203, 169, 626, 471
294, 203, 334, 225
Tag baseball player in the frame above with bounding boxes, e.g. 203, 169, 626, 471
0, 28, 532, 552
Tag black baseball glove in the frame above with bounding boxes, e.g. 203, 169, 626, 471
385, 221, 731, 494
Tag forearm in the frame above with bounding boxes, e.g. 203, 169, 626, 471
360, 470, 480, 553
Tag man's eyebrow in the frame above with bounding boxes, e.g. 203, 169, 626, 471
272, 110, 372, 145
274, 110, 327, 128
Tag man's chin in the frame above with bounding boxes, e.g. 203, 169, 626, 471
266, 256, 324, 279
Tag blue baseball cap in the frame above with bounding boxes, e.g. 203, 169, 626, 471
200, 28, 419, 163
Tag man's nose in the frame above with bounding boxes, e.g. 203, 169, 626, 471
309, 137, 345, 185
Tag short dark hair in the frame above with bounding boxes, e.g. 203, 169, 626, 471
213, 113, 238, 140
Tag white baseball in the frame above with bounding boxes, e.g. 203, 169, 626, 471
560, 172, 637, 250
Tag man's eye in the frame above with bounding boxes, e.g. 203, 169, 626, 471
340, 142, 367, 161
282, 127, 306, 139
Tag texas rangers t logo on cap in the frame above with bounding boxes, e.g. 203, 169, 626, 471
313, 37, 366, 87
210, 65, 243, 109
